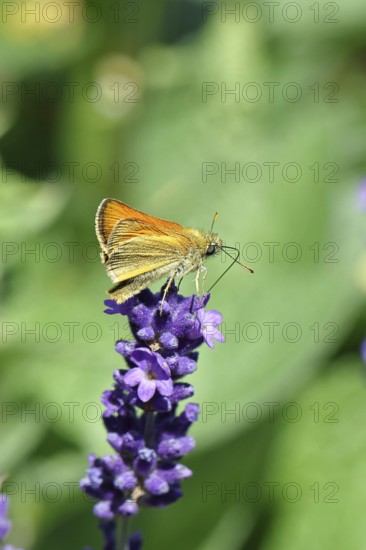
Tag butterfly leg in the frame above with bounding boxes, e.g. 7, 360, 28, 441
160, 271, 178, 315
195, 264, 207, 294
201, 265, 208, 293
195, 267, 201, 294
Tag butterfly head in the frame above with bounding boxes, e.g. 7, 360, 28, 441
205, 233, 223, 257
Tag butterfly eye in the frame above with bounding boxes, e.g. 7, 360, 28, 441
206, 244, 216, 256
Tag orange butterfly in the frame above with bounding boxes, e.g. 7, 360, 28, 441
95, 198, 252, 303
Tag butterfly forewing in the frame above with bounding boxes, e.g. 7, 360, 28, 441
96, 198, 185, 251
106, 218, 193, 251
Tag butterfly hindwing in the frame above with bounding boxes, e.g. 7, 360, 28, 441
105, 234, 188, 283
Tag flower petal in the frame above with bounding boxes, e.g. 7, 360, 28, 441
130, 348, 154, 370
203, 309, 223, 325
156, 377, 174, 396
137, 378, 156, 402
124, 368, 144, 387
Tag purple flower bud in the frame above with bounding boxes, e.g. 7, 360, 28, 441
133, 448, 157, 476
156, 462, 192, 483
144, 484, 183, 508
170, 383, 194, 402
107, 433, 124, 452
136, 326, 155, 341
157, 436, 195, 459
118, 500, 139, 517
360, 339, 366, 363
114, 470, 137, 491
159, 331, 179, 349
128, 531, 143, 550
0, 495, 12, 542
184, 403, 200, 422
168, 355, 197, 376
94, 500, 114, 520
358, 179, 366, 211
144, 472, 169, 495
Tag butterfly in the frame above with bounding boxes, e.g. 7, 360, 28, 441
95, 198, 252, 303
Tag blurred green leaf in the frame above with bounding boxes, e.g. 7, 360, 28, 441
261, 356, 366, 550
1, 4, 366, 549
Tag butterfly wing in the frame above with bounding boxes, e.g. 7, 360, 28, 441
105, 219, 192, 283
96, 199, 207, 302
96, 198, 185, 253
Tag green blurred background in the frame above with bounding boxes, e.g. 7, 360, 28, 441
1, 0, 366, 548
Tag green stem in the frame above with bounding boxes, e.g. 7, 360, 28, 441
119, 516, 131, 550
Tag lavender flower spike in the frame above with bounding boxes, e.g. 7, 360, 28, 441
80, 282, 224, 549
360, 338, 366, 364
0, 493, 25, 550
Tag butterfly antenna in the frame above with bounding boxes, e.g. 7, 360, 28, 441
221, 245, 254, 273
207, 246, 253, 293
210, 212, 219, 233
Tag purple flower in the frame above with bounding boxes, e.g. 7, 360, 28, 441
194, 309, 225, 348
111, 286, 211, 358
124, 349, 173, 402
360, 339, 366, 363
0, 494, 25, 550
80, 282, 224, 549
0, 495, 11, 541
358, 178, 366, 211
128, 531, 143, 550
